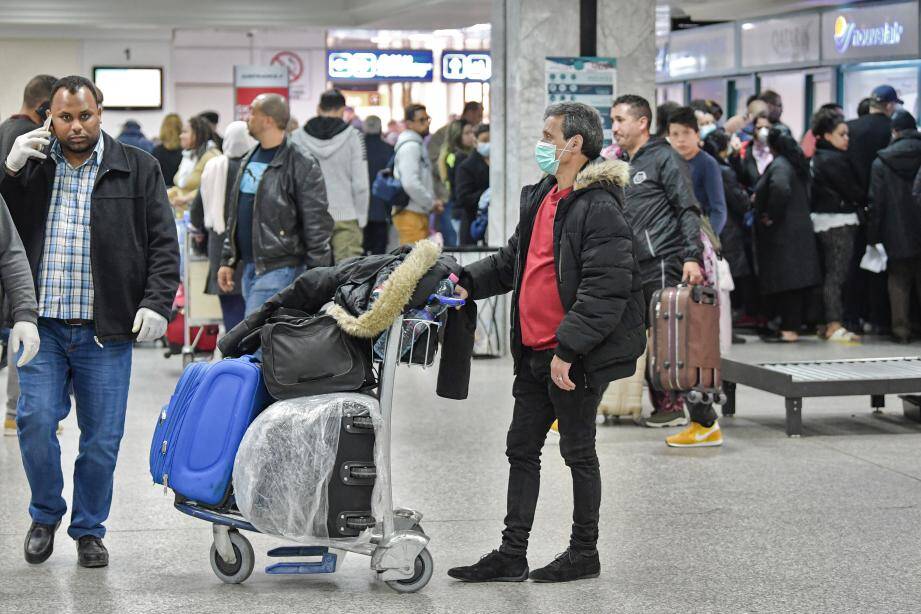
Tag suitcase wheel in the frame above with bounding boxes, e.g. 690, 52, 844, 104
209, 530, 255, 584
385, 547, 434, 594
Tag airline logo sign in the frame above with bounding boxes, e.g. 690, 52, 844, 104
822, 2, 918, 61
441, 52, 491, 82
833, 14, 904, 53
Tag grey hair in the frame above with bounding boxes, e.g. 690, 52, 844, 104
364, 115, 383, 135
544, 102, 604, 159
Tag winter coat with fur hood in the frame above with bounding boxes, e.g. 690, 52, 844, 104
462, 159, 647, 386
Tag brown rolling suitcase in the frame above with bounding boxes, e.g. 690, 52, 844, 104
648, 285, 721, 393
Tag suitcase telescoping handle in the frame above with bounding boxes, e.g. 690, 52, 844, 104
677, 283, 718, 306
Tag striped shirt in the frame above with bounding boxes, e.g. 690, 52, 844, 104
37, 137, 104, 320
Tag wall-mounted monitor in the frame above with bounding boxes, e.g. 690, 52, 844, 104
92, 66, 163, 110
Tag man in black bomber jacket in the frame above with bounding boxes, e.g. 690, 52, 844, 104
448, 102, 646, 585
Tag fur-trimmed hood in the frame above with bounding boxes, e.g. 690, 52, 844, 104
573, 159, 631, 191
327, 239, 443, 338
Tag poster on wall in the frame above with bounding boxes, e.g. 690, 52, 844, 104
545, 57, 617, 146
233, 65, 289, 120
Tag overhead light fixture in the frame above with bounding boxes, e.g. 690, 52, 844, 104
741, 22, 755, 30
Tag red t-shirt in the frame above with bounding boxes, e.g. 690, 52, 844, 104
519, 185, 571, 350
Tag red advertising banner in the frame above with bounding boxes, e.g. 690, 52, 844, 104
233, 65, 289, 120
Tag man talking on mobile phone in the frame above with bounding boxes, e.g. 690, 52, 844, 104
0, 75, 179, 569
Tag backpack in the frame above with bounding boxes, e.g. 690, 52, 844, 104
372, 142, 411, 214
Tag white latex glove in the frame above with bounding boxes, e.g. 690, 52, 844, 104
5, 119, 51, 173
10, 321, 40, 367
132, 308, 168, 343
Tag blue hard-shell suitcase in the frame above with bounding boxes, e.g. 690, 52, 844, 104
149, 356, 271, 507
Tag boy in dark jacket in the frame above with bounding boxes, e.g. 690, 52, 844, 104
868, 110, 921, 343
448, 102, 646, 584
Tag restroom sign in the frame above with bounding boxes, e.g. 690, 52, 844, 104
441, 51, 491, 82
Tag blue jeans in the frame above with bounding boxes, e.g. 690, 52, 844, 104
16, 319, 133, 539
219, 294, 246, 331
241, 263, 303, 316
439, 201, 458, 247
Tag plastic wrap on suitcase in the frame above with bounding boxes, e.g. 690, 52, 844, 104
233, 394, 384, 544
149, 356, 271, 506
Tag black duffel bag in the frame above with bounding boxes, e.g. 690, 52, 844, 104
260, 313, 374, 399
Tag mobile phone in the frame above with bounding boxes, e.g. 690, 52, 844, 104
36, 101, 50, 120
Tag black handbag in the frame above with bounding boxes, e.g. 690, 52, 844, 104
260, 313, 374, 400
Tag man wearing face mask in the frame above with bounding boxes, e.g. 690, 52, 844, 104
448, 102, 646, 583
610, 94, 704, 428
0, 76, 179, 568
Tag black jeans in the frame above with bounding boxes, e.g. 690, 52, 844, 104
500, 349, 602, 556
362, 221, 390, 255
769, 287, 810, 332
887, 256, 921, 340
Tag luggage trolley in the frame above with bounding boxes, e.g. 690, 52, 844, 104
166, 224, 224, 367
172, 300, 462, 593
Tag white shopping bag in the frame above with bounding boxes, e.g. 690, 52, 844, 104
860, 244, 888, 273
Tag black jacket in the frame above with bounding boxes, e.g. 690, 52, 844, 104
847, 113, 893, 200
868, 131, 921, 260
222, 137, 334, 275
753, 156, 821, 295
189, 157, 244, 295
365, 134, 394, 223
0, 132, 180, 341
152, 145, 182, 189
218, 244, 473, 399
463, 160, 647, 385
455, 150, 490, 221
621, 137, 703, 286
811, 140, 864, 215
716, 158, 751, 279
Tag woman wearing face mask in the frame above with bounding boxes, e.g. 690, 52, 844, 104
455, 124, 491, 245
735, 113, 774, 192
753, 129, 822, 342
809, 108, 864, 343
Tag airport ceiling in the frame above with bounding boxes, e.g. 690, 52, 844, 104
0, 0, 849, 32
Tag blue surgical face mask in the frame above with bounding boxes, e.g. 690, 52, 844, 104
535, 138, 573, 175
476, 142, 491, 158
699, 124, 717, 139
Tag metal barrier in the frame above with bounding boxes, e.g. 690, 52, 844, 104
441, 246, 506, 358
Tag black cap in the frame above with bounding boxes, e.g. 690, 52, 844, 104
891, 109, 917, 132
872, 85, 904, 105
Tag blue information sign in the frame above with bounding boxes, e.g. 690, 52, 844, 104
327, 49, 434, 82
441, 51, 491, 82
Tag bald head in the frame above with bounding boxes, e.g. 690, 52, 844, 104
247, 93, 289, 146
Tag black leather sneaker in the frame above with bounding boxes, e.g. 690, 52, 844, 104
447, 550, 529, 582
76, 536, 109, 568
24, 521, 60, 565
529, 549, 600, 583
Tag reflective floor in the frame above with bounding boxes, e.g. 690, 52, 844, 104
1, 335, 920, 613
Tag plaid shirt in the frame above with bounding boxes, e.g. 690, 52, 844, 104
37, 137, 104, 320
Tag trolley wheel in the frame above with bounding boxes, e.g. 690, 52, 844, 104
385, 547, 433, 593
209, 530, 255, 584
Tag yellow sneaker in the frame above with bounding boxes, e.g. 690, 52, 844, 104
666, 421, 723, 448
4, 417, 16, 436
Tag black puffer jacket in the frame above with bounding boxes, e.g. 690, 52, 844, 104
222, 138, 334, 275
868, 131, 921, 260
621, 137, 703, 286
753, 156, 821, 295
716, 159, 751, 278
463, 160, 647, 385
811, 140, 863, 215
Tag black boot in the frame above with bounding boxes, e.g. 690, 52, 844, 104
24, 521, 60, 564
77, 536, 109, 568
529, 549, 600, 583
447, 550, 529, 582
